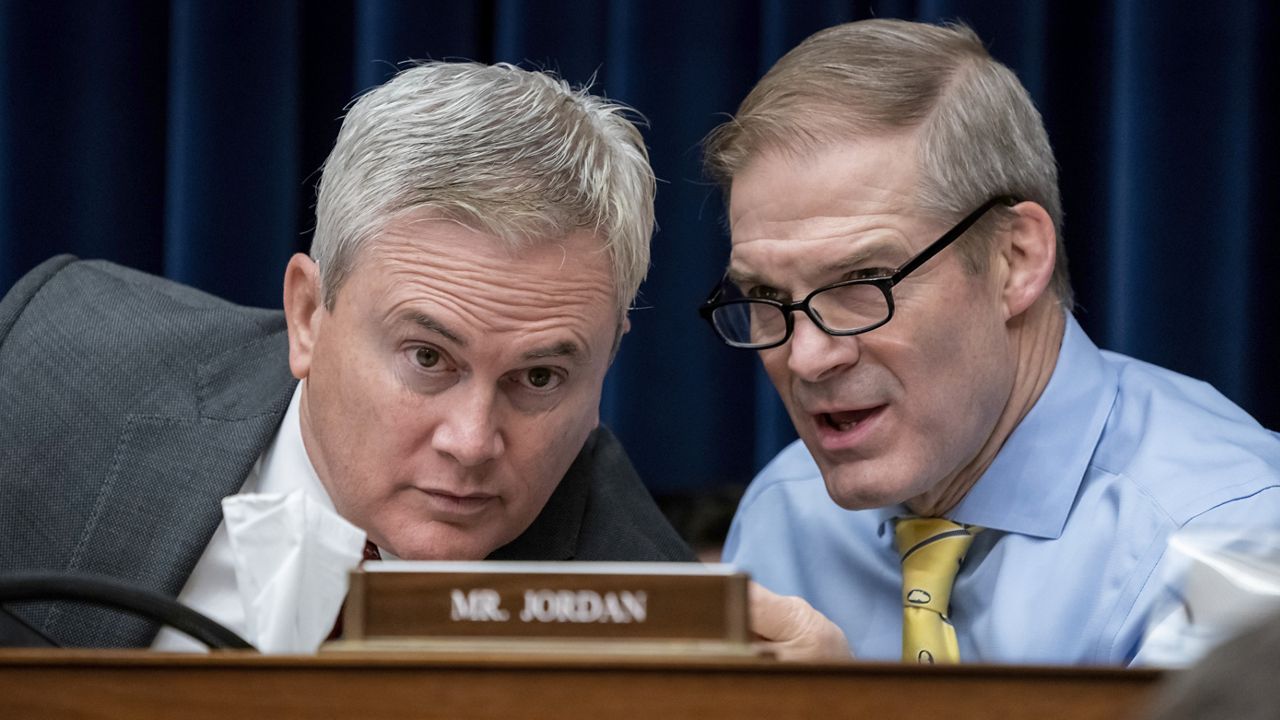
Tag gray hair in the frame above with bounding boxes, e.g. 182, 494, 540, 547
704, 19, 1072, 307
312, 61, 655, 312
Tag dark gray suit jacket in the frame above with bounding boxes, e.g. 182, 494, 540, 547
0, 256, 693, 648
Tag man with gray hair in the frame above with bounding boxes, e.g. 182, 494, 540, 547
0, 61, 692, 650
700, 19, 1280, 664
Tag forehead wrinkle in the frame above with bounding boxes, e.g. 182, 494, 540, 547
734, 209, 917, 244
730, 176, 917, 229
729, 221, 914, 288
369, 218, 615, 300
386, 282, 603, 366
377, 247, 610, 313
369, 256, 609, 367
380, 238, 612, 306
394, 271, 603, 335
362, 225, 614, 363
454, 268, 612, 327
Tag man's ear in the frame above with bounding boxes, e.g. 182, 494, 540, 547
998, 201, 1056, 320
283, 253, 324, 381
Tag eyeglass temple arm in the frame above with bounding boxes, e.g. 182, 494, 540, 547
891, 196, 1020, 282
698, 282, 725, 318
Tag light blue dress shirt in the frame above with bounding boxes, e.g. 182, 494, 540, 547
723, 315, 1280, 665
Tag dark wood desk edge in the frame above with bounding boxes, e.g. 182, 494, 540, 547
0, 648, 1165, 682
0, 650, 1167, 720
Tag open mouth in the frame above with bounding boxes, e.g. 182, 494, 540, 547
820, 406, 882, 432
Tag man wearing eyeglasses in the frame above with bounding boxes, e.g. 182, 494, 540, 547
701, 20, 1280, 665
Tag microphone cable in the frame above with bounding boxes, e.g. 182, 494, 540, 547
0, 572, 254, 650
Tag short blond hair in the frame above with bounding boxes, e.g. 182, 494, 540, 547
705, 19, 1071, 306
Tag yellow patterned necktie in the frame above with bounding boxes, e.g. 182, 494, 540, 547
894, 517, 982, 664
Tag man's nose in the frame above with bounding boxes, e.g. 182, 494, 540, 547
431, 384, 505, 467
785, 312, 861, 382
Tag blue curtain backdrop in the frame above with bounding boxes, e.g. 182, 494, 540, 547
1, 1, 1276, 500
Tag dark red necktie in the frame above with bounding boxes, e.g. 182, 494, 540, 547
326, 540, 380, 641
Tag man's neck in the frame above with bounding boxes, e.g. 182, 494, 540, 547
905, 298, 1068, 517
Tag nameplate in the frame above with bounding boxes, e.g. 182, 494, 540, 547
336, 562, 749, 650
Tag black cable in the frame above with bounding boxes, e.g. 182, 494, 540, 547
0, 572, 255, 650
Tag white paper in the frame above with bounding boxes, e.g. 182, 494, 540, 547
222, 490, 367, 653
1136, 529, 1280, 667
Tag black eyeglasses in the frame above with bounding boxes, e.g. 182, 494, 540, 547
699, 195, 1019, 349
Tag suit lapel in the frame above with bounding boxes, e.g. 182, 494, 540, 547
485, 429, 597, 561
43, 328, 297, 647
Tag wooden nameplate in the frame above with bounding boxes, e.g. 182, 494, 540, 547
326, 562, 752, 656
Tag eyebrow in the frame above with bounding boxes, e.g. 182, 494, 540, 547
402, 311, 587, 364
523, 340, 587, 365
726, 242, 903, 287
817, 243, 903, 276
725, 267, 765, 287
406, 312, 466, 347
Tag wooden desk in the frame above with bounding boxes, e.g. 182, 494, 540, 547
0, 649, 1163, 719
